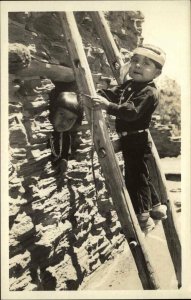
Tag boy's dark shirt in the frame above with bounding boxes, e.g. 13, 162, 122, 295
98, 79, 159, 132
49, 131, 70, 161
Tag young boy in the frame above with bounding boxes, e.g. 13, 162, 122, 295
93, 44, 167, 233
49, 91, 83, 173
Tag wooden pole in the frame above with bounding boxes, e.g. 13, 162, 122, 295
58, 11, 161, 290
89, 11, 123, 86
89, 12, 124, 83
13, 59, 75, 82
147, 136, 181, 287
89, 11, 181, 287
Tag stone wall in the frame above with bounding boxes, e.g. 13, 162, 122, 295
9, 75, 125, 290
8, 11, 144, 291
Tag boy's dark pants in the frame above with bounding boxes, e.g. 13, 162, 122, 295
121, 131, 160, 215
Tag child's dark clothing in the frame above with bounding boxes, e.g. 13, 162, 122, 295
49, 131, 71, 162
98, 79, 161, 214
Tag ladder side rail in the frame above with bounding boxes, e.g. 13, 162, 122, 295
148, 138, 181, 286
58, 11, 160, 290
89, 11, 123, 85
89, 11, 181, 287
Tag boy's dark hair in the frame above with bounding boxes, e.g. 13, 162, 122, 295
49, 82, 83, 126
56, 92, 81, 113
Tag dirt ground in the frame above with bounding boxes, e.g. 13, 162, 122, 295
79, 156, 181, 291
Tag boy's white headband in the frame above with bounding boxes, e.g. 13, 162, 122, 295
133, 47, 166, 66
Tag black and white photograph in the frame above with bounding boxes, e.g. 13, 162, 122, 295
1, 0, 191, 299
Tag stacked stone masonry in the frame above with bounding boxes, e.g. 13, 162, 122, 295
8, 11, 180, 291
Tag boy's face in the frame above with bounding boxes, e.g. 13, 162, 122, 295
129, 54, 161, 82
52, 107, 78, 132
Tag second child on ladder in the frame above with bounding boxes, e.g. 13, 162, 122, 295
92, 44, 167, 234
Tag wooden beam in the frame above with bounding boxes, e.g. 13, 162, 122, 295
58, 11, 160, 290
14, 59, 75, 82
90, 11, 181, 287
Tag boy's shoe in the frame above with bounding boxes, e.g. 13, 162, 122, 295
150, 204, 167, 220
137, 213, 155, 234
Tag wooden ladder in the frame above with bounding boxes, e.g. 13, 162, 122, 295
58, 11, 181, 289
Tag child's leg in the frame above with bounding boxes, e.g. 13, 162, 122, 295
124, 154, 152, 214
124, 165, 155, 233
144, 153, 167, 220
123, 152, 155, 233
121, 134, 156, 233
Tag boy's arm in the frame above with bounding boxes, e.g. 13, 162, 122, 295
107, 86, 159, 122
97, 89, 117, 103
92, 88, 117, 110
97, 84, 123, 104
94, 84, 126, 109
